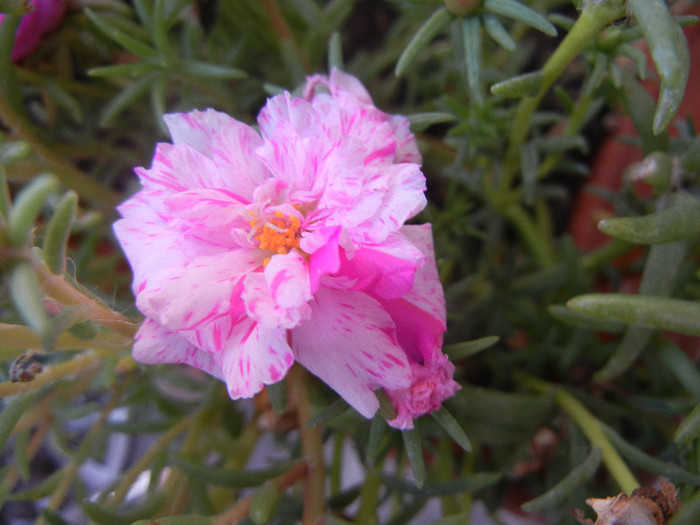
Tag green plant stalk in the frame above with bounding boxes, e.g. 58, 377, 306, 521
356, 466, 381, 525
289, 364, 326, 524
0, 162, 10, 219
504, 0, 625, 183
213, 461, 308, 525
1, 417, 51, 502
330, 433, 343, 495
37, 392, 121, 525
30, 254, 138, 338
536, 91, 596, 179
0, 91, 122, 208
519, 374, 639, 495
0, 322, 130, 352
504, 204, 556, 267
110, 416, 194, 506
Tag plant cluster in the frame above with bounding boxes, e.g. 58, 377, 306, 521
1, 0, 700, 524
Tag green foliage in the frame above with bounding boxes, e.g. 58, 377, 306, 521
1, 0, 700, 524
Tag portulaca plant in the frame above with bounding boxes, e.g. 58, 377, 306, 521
2, 1, 700, 524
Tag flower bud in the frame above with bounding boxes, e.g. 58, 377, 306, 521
444, 0, 481, 17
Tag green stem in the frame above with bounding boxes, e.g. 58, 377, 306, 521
504, 1, 625, 185
30, 253, 139, 338
519, 374, 639, 495
505, 204, 556, 267
536, 92, 596, 179
289, 364, 326, 524
37, 391, 121, 525
110, 416, 194, 505
0, 91, 122, 208
356, 466, 381, 525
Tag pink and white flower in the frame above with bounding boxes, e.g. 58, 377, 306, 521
114, 69, 459, 428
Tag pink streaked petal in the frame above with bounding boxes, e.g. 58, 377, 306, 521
302, 226, 342, 292
220, 320, 295, 398
377, 295, 446, 364
137, 250, 262, 333
338, 230, 424, 298
258, 93, 321, 141
163, 189, 250, 251
138, 142, 249, 195
398, 224, 446, 323
292, 288, 411, 418
374, 225, 445, 364
113, 201, 187, 295
162, 110, 269, 198
389, 115, 422, 164
165, 109, 238, 149
328, 68, 374, 104
265, 250, 312, 309
133, 319, 223, 380
242, 251, 312, 329
386, 354, 460, 429
355, 163, 427, 244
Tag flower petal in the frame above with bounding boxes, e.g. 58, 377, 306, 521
163, 188, 252, 252
133, 319, 223, 380
386, 355, 460, 429
292, 288, 411, 418
163, 110, 269, 198
302, 226, 342, 292
219, 320, 295, 398
374, 225, 446, 363
242, 250, 312, 329
137, 250, 262, 337
337, 230, 424, 298
113, 198, 186, 295
354, 163, 427, 244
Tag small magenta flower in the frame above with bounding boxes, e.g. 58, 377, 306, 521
0, 0, 67, 62
114, 69, 458, 428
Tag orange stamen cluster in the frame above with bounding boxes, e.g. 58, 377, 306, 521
249, 210, 301, 266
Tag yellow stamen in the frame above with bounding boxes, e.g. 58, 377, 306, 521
250, 209, 302, 262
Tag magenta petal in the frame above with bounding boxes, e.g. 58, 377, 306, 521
338, 231, 424, 298
374, 225, 446, 363
303, 226, 342, 292
396, 224, 446, 323
9, 0, 67, 62
292, 288, 411, 418
386, 355, 460, 429
220, 320, 295, 398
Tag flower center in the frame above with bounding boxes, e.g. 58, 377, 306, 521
249, 210, 301, 266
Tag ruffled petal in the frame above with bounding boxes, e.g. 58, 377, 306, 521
386, 355, 460, 429
113, 197, 187, 295
163, 188, 252, 252
302, 226, 342, 292
396, 224, 446, 323
133, 319, 223, 380
337, 230, 424, 298
242, 250, 312, 329
136, 250, 262, 338
163, 110, 269, 198
373, 225, 446, 363
389, 115, 422, 164
219, 320, 295, 398
292, 288, 411, 418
